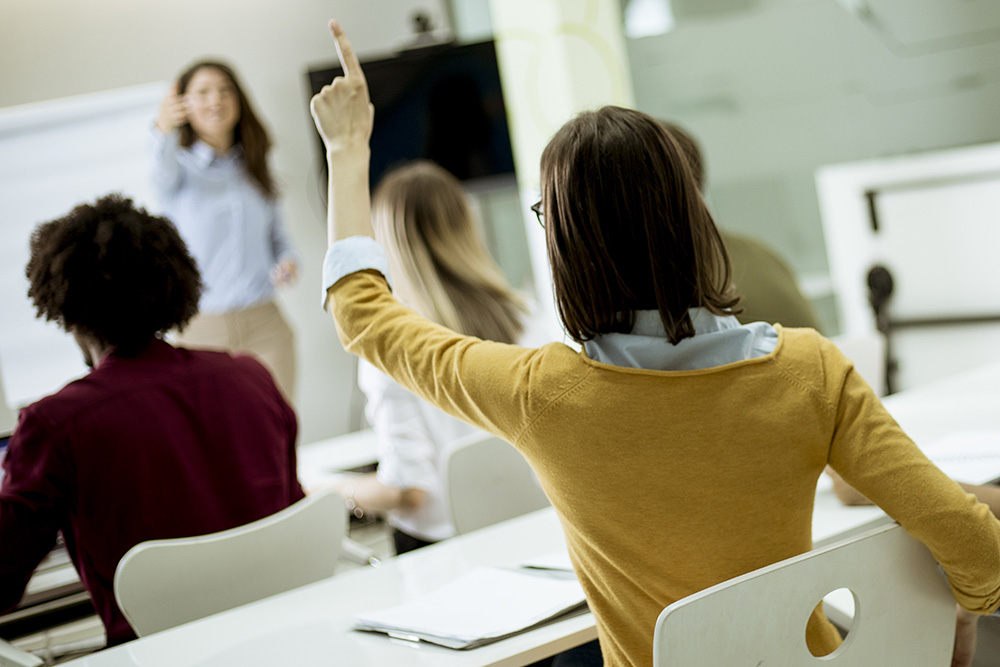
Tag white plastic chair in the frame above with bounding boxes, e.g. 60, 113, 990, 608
445, 433, 550, 535
831, 331, 888, 396
113, 491, 347, 637
654, 522, 956, 666
0, 639, 42, 667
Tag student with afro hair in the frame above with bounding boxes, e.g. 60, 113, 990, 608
0, 194, 302, 646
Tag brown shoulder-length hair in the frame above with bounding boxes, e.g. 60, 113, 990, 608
372, 161, 527, 344
176, 60, 276, 198
540, 106, 739, 345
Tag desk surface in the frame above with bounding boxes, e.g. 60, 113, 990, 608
63, 363, 1000, 667
295, 429, 379, 489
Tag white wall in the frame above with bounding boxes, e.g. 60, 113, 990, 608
0, 0, 451, 442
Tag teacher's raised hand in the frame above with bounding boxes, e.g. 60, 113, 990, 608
310, 20, 374, 154
311, 20, 375, 245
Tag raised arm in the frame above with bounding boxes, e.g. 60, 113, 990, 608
309, 21, 579, 449
155, 82, 188, 135
309, 20, 375, 247
149, 83, 188, 194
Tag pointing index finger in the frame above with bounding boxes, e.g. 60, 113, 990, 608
329, 20, 365, 82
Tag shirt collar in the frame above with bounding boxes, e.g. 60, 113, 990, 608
190, 140, 241, 168
583, 308, 778, 371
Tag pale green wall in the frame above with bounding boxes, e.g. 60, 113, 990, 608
453, 0, 1000, 334
625, 0, 1000, 333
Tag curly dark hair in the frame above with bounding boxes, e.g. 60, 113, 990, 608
25, 194, 203, 356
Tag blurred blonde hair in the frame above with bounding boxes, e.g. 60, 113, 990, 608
372, 161, 526, 344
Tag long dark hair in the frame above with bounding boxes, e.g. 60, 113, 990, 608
176, 60, 276, 198
540, 106, 739, 345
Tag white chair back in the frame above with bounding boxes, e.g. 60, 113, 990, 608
445, 432, 550, 535
114, 491, 346, 637
831, 331, 888, 396
654, 522, 955, 666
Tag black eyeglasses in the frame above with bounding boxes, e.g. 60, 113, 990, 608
530, 200, 544, 227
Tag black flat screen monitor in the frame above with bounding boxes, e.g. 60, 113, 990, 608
307, 41, 516, 189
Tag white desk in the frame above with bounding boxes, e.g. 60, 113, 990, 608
62, 509, 594, 667
296, 429, 379, 490
61, 363, 1000, 667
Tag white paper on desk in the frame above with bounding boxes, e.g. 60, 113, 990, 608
353, 567, 588, 650
520, 551, 575, 573
922, 430, 1000, 485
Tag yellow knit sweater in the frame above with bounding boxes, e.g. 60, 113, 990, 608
331, 271, 1000, 667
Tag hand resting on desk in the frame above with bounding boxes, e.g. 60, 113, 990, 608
324, 473, 428, 519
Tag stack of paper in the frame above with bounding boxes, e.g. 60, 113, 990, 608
353, 567, 588, 649
922, 430, 1000, 485
519, 551, 575, 574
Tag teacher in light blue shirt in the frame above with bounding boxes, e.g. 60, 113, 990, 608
151, 59, 298, 400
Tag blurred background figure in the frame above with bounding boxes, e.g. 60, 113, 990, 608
150, 60, 299, 400
662, 121, 823, 332
336, 161, 547, 556
0, 195, 301, 647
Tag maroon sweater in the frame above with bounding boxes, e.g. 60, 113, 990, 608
0, 339, 303, 644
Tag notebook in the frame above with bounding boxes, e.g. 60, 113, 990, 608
353, 566, 588, 650
922, 430, 1000, 485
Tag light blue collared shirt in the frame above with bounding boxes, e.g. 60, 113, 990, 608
584, 309, 777, 371
322, 237, 777, 370
150, 129, 298, 315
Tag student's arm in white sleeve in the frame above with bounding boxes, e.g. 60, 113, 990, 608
341, 362, 436, 513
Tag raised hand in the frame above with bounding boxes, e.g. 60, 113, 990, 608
310, 20, 374, 154
155, 83, 188, 134
311, 20, 376, 246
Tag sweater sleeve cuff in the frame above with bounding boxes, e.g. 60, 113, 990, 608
321, 236, 392, 310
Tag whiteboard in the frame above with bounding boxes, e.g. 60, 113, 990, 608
0, 82, 165, 409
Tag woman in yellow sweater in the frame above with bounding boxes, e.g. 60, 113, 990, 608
311, 22, 1000, 667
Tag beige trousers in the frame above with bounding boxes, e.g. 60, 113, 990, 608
176, 300, 296, 402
